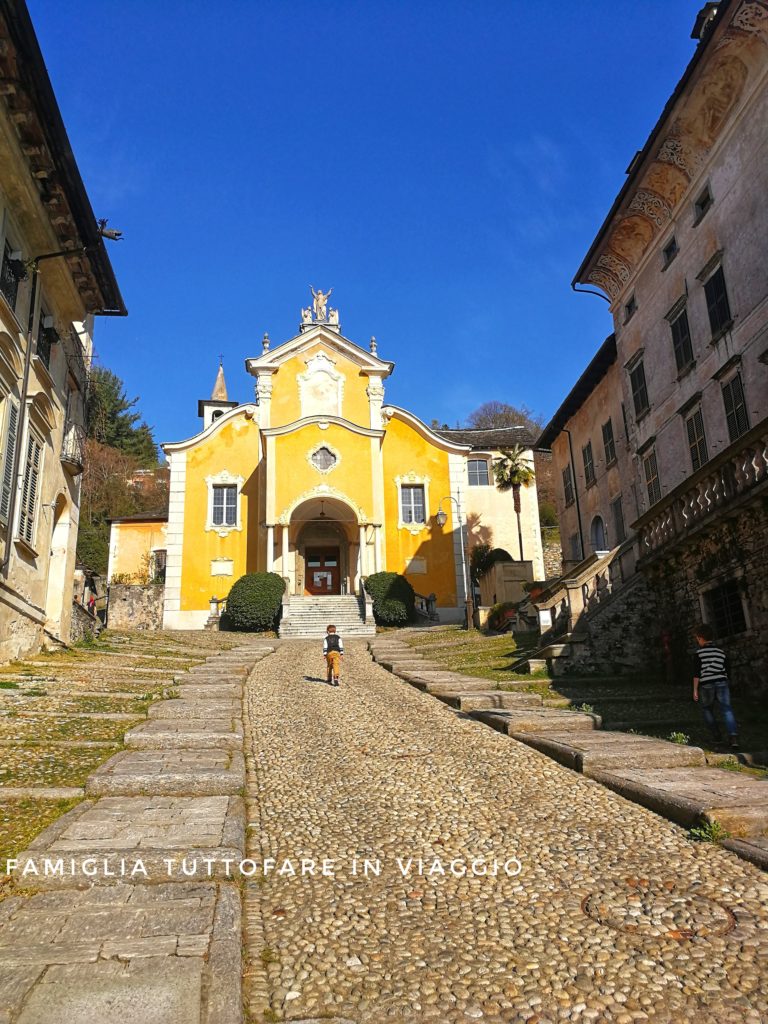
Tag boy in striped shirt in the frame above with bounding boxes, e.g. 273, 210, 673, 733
693, 624, 739, 749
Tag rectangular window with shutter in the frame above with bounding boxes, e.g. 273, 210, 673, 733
562, 464, 574, 507
602, 419, 616, 465
582, 441, 595, 487
685, 408, 709, 472
18, 432, 43, 546
643, 449, 661, 507
670, 309, 694, 373
611, 495, 626, 544
721, 373, 750, 443
0, 399, 20, 525
704, 265, 732, 338
212, 484, 237, 526
629, 361, 650, 418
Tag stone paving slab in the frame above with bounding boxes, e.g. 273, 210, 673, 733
85, 750, 245, 797
13, 796, 245, 886
590, 766, 768, 838
518, 730, 706, 773
474, 706, 600, 734
176, 684, 243, 701
147, 699, 242, 721
176, 667, 249, 682
125, 718, 243, 750
0, 881, 240, 1024
435, 690, 544, 711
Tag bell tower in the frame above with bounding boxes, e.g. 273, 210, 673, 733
198, 360, 238, 429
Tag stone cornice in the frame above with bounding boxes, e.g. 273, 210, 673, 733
161, 404, 258, 453
245, 325, 394, 377
261, 415, 384, 439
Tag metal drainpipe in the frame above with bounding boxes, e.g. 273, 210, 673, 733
1, 266, 39, 578
562, 427, 585, 562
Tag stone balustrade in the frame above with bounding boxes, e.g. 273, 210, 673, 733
635, 418, 768, 562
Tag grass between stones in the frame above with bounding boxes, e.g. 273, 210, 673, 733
0, 746, 118, 788
402, 625, 545, 682
0, 627, 244, 881
399, 625, 768, 762
0, 797, 83, 873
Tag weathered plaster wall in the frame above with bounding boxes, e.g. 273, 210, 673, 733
550, 358, 638, 565
108, 584, 165, 631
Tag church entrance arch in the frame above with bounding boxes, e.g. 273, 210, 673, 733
288, 496, 359, 597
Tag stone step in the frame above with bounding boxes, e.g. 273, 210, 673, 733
435, 691, 544, 710
86, 750, 245, 797
588, 765, 768, 840
516, 730, 706, 774
124, 718, 243, 750
177, 684, 243, 701
473, 707, 600, 735
148, 699, 242, 721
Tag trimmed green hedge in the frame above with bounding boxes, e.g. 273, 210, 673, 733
364, 571, 416, 626
223, 572, 285, 632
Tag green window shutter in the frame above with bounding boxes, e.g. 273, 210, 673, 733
0, 401, 19, 524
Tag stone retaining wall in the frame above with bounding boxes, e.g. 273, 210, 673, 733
108, 583, 165, 630
70, 601, 102, 643
645, 497, 768, 695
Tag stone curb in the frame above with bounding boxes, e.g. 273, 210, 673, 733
369, 639, 768, 870
0, 786, 84, 800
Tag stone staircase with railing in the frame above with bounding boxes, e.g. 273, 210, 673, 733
279, 594, 376, 638
512, 541, 639, 675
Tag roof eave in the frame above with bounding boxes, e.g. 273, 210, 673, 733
572, 0, 733, 288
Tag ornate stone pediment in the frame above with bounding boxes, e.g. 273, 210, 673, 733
298, 351, 345, 418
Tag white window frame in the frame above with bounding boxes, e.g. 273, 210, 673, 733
698, 570, 750, 637
205, 470, 244, 534
395, 473, 430, 533
306, 441, 342, 475
467, 458, 491, 487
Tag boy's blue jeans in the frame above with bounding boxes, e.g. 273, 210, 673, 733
699, 681, 738, 738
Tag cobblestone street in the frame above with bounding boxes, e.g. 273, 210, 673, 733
244, 641, 768, 1024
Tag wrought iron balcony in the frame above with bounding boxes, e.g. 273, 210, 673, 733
634, 418, 768, 562
61, 327, 89, 394
61, 421, 86, 475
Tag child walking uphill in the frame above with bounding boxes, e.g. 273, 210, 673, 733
323, 624, 344, 686
693, 623, 739, 749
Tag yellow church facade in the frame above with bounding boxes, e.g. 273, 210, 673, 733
110, 303, 544, 629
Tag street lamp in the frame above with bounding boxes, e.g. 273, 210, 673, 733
435, 493, 474, 630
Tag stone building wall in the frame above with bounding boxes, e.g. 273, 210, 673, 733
541, 530, 563, 580
108, 584, 165, 631
643, 496, 768, 696
562, 573, 663, 677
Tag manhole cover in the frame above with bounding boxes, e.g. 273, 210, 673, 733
582, 880, 735, 939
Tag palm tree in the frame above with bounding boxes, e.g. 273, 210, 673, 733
493, 446, 535, 560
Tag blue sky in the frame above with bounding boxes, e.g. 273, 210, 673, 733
31, 0, 701, 444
